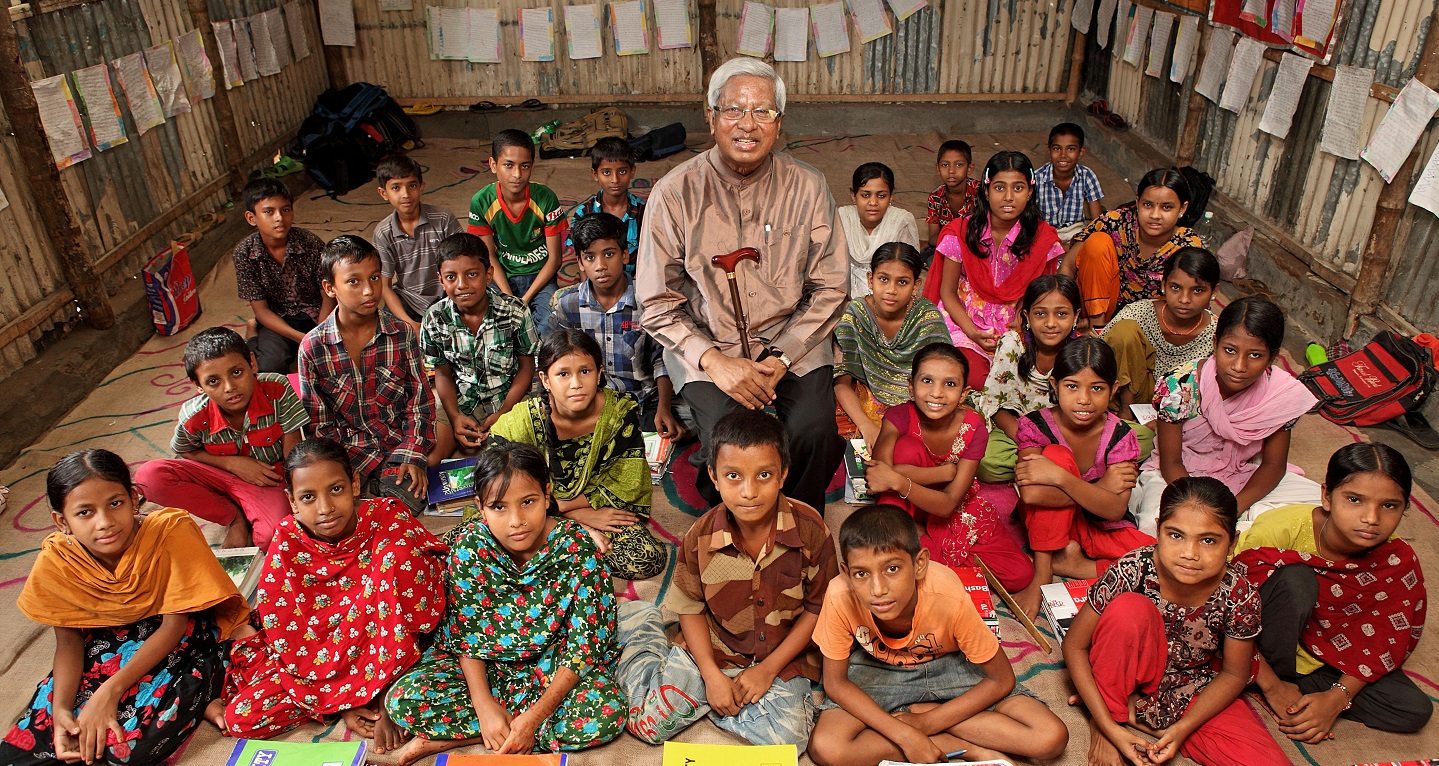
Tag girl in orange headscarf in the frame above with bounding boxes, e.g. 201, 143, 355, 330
0, 449, 247, 766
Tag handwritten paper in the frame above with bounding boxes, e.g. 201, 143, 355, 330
1320, 65, 1374, 160
654, 0, 693, 49
1407, 141, 1439, 217
113, 52, 166, 135
886, 0, 925, 21
1297, 0, 1337, 48
318, 0, 357, 46
1219, 36, 1266, 113
1071, 0, 1094, 33
250, 12, 281, 76
212, 21, 243, 88
564, 4, 603, 59
774, 7, 809, 61
266, 9, 293, 69
428, 7, 469, 60
849, 0, 893, 43
1194, 27, 1234, 103
286, 1, 311, 60
468, 7, 502, 62
176, 30, 215, 99
1111, 0, 1131, 57
1270, 0, 1295, 42
1362, 78, 1439, 183
1145, 12, 1173, 77
32, 75, 90, 168
233, 18, 259, 81
1169, 15, 1199, 83
1095, 0, 1117, 48
1240, 0, 1265, 23
736, 2, 774, 56
520, 7, 556, 61
1258, 53, 1312, 138
1122, 4, 1151, 66
811, 1, 850, 57
72, 64, 127, 151
144, 42, 191, 117
612, 0, 650, 55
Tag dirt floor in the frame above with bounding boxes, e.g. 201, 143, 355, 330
0, 131, 1435, 765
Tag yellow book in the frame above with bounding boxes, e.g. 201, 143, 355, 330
661, 742, 797, 766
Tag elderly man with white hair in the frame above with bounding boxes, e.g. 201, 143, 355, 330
637, 57, 849, 513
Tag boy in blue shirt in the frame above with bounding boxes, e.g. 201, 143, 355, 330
566, 137, 645, 275
1034, 122, 1104, 241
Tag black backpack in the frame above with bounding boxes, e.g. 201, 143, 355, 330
291, 83, 421, 196
628, 122, 687, 161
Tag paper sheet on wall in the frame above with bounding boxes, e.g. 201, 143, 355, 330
1194, 27, 1234, 103
176, 30, 215, 99
1239, 0, 1265, 23
1070, 0, 1094, 33
1169, 15, 1199, 83
564, 4, 603, 59
521, 7, 556, 61
1362, 78, 1439, 183
654, 0, 692, 49
1121, 4, 1151, 66
1219, 36, 1265, 112
1095, 0, 1117, 48
1110, 0, 1130, 57
1269, 0, 1295, 42
736, 2, 773, 56
0, 184, 8, 212
72, 64, 127, 151
773, 7, 808, 61
811, 1, 849, 57
212, 21, 243, 88
1257, 52, 1311, 138
1406, 141, 1439, 217
318, 0, 357, 46
113, 52, 167, 135
468, 7, 502, 62
233, 18, 260, 81
611, 0, 649, 55
143, 42, 191, 117
1145, 12, 1173, 77
250, 12, 281, 76
266, 9, 293, 69
286, 2, 312, 60
1319, 65, 1373, 160
380, 0, 413, 9
32, 75, 90, 168
428, 7, 469, 60
886, 0, 925, 22
1297, 0, 1337, 48
848, 0, 892, 43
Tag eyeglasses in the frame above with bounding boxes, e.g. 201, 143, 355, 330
712, 105, 782, 124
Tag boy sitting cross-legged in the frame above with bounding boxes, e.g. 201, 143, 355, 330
298, 235, 444, 513
616, 409, 838, 749
808, 504, 1069, 766
373, 154, 464, 334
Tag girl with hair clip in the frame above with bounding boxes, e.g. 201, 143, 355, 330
836, 162, 920, 297
1013, 337, 1153, 616
1132, 296, 1319, 536
936, 150, 1065, 389
217, 438, 447, 755
1063, 168, 1205, 329
0, 449, 248, 766
863, 343, 1036, 596
385, 441, 626, 762
1102, 247, 1220, 412
1064, 477, 1290, 766
833, 242, 950, 447
487, 329, 666, 580
1234, 443, 1431, 740
973, 273, 1081, 483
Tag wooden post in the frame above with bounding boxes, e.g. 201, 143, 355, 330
1066, 31, 1087, 106
0, 13, 114, 330
696, 0, 720, 88
1344, 0, 1439, 335
1174, 21, 1213, 165
184, 0, 247, 195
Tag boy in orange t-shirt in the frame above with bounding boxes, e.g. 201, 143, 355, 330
808, 505, 1069, 766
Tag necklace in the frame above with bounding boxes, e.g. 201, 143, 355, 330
1158, 303, 1204, 337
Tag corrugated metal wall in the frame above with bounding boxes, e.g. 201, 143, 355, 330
1383, 127, 1439, 330
0, 0, 325, 382
337, 0, 1075, 100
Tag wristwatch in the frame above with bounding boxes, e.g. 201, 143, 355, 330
768, 347, 793, 368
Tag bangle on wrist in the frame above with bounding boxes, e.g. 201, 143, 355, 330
899, 477, 913, 500
1330, 681, 1353, 711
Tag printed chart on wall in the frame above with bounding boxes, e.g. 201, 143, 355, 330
1210, 0, 1341, 60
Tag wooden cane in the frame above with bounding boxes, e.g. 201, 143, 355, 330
710, 247, 762, 360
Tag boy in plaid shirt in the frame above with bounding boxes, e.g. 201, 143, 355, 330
299, 235, 438, 511
1034, 122, 1104, 242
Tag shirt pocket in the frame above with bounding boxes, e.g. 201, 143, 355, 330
759, 224, 802, 289
373, 366, 408, 409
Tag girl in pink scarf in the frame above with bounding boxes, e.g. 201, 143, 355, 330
1131, 297, 1319, 534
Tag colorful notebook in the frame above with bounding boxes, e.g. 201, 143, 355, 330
225, 739, 365, 766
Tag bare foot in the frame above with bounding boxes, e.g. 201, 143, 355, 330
391, 735, 479, 766
340, 706, 378, 740
1086, 718, 1125, 766
204, 699, 227, 733
222, 516, 253, 549
371, 705, 411, 754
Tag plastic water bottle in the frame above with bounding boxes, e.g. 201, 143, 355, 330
530, 119, 561, 144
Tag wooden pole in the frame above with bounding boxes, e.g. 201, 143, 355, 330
1174, 21, 1213, 166
183, 0, 247, 195
696, 0, 720, 89
0, 13, 115, 330
1066, 31, 1087, 106
1344, 0, 1439, 336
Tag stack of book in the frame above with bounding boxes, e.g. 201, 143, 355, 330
1040, 578, 1096, 641
844, 438, 872, 504
644, 433, 673, 485
426, 455, 480, 517
954, 566, 1001, 639
213, 546, 264, 603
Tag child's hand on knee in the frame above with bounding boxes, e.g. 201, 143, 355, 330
498, 709, 540, 754
474, 699, 513, 752
702, 669, 742, 717
733, 665, 777, 706
893, 725, 944, 764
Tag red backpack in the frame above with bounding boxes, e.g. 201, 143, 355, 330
1299, 331, 1437, 427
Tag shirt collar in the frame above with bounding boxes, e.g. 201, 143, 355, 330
577, 278, 637, 311
204, 379, 277, 434
384, 205, 432, 237
706, 497, 803, 554
317, 307, 406, 344
707, 146, 775, 188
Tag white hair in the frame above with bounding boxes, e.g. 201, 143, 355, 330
706, 57, 786, 114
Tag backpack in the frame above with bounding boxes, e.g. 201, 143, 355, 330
538, 107, 629, 159
1299, 331, 1437, 427
291, 83, 421, 196
629, 122, 687, 161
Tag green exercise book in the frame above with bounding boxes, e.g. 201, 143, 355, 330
224, 739, 366, 766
